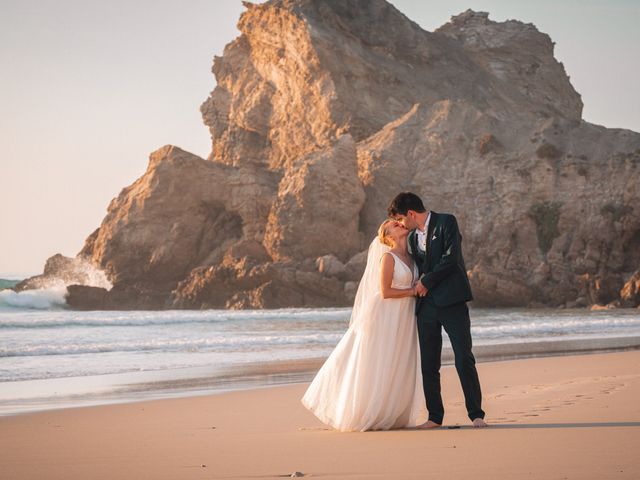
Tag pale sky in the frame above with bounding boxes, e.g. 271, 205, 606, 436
1, 0, 638, 278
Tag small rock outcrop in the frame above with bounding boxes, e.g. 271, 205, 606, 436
15, 254, 111, 292
620, 271, 640, 308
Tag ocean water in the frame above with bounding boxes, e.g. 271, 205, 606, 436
1, 286, 640, 415
0, 279, 20, 291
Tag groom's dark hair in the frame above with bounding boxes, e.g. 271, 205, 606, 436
387, 192, 426, 216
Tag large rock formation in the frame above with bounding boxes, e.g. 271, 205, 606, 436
25, 1, 640, 309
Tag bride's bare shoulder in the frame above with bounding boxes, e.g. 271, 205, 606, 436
381, 251, 395, 262
380, 251, 395, 269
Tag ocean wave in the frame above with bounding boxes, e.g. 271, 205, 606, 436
0, 346, 331, 383
0, 308, 352, 328
0, 287, 68, 310
472, 316, 640, 335
0, 260, 111, 313
0, 332, 343, 357
0, 279, 20, 290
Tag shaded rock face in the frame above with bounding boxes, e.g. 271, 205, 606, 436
28, 0, 640, 309
357, 100, 640, 307
436, 10, 583, 121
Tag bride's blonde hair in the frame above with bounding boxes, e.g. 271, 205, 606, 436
377, 219, 395, 248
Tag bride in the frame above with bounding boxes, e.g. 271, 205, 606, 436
301, 219, 426, 431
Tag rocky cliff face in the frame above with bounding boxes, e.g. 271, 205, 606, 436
24, 1, 640, 309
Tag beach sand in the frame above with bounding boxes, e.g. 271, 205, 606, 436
1, 350, 639, 479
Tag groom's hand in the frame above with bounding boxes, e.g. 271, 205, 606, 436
415, 282, 428, 297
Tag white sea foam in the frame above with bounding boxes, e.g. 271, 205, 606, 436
0, 332, 343, 357
78, 259, 113, 290
0, 258, 112, 311
0, 286, 68, 310
0, 307, 351, 328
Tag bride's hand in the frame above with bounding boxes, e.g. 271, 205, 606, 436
413, 277, 428, 297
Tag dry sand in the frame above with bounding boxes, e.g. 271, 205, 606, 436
1, 350, 639, 479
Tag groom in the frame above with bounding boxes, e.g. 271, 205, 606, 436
388, 192, 487, 428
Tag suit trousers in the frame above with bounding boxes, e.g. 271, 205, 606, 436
416, 299, 485, 424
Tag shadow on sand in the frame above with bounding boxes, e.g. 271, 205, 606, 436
447, 421, 640, 430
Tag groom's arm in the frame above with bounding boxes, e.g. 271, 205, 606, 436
420, 215, 462, 291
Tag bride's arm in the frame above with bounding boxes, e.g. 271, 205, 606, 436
380, 253, 417, 299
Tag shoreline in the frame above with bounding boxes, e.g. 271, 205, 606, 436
1, 350, 639, 479
2, 335, 639, 417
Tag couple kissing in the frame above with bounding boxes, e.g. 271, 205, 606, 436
302, 192, 487, 431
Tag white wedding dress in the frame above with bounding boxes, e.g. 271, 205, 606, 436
301, 239, 426, 432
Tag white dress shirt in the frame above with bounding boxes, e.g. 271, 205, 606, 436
416, 211, 431, 253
